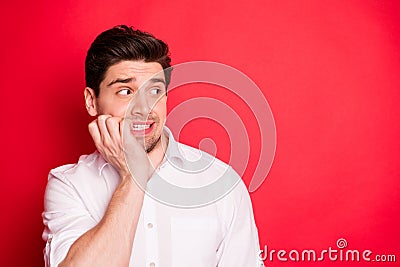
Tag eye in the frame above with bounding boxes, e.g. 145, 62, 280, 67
117, 88, 132, 96
149, 88, 162, 95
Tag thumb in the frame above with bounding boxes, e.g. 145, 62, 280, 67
120, 118, 145, 156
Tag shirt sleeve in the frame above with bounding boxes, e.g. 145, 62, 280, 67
42, 172, 97, 267
216, 175, 263, 267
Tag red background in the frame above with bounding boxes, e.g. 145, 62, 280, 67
1, 0, 399, 266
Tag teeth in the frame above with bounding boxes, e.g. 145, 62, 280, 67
132, 124, 151, 130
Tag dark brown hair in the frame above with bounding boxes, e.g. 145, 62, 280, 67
85, 25, 172, 96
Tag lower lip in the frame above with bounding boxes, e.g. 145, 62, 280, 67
130, 123, 154, 136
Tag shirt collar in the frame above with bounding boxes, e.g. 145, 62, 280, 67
95, 125, 184, 176
162, 126, 185, 168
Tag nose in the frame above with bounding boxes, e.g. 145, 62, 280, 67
129, 89, 150, 117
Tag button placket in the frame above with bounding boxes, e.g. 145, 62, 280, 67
143, 195, 159, 266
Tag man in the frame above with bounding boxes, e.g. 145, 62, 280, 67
42, 25, 261, 266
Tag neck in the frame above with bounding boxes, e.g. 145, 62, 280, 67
147, 131, 168, 170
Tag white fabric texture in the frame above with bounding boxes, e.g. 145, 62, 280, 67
42, 127, 262, 266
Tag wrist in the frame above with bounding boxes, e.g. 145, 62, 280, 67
119, 170, 149, 187
118, 175, 145, 195
118, 169, 132, 180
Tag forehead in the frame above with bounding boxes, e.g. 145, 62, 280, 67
101, 60, 164, 86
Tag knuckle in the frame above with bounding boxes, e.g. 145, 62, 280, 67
106, 117, 116, 125
103, 138, 111, 147
88, 123, 96, 132
98, 114, 111, 122
109, 117, 121, 125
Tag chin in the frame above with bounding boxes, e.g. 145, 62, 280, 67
144, 130, 163, 153
145, 137, 161, 153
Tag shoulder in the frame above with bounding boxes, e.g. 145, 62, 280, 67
48, 151, 104, 183
44, 151, 116, 219
45, 151, 113, 200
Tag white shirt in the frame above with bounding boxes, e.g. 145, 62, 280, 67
42, 127, 262, 266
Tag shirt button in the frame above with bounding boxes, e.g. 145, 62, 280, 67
147, 222, 153, 229
149, 262, 155, 267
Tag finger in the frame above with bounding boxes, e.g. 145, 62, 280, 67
119, 117, 124, 136
88, 119, 101, 147
105, 116, 122, 144
119, 117, 130, 137
97, 114, 112, 143
121, 120, 143, 153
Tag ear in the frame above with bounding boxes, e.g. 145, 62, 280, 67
84, 87, 98, 117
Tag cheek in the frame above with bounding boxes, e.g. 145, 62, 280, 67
153, 101, 167, 122
98, 97, 130, 117
115, 104, 130, 117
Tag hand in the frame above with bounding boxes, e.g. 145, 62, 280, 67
88, 115, 153, 186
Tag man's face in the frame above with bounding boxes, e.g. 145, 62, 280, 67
95, 60, 167, 153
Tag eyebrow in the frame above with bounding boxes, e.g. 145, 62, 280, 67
147, 78, 166, 85
107, 77, 166, 87
107, 77, 134, 87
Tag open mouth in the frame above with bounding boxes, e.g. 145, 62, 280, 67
130, 121, 155, 135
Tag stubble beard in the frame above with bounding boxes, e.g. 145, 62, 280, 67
143, 121, 164, 153
145, 134, 162, 153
